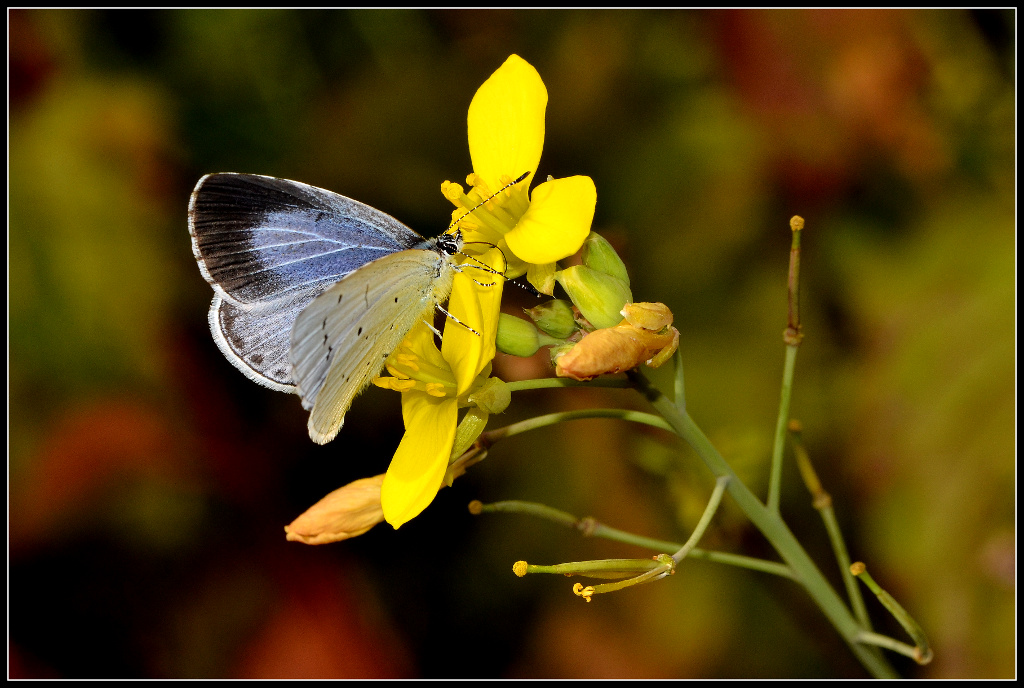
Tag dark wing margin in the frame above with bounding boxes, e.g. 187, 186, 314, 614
188, 173, 428, 305
189, 173, 430, 390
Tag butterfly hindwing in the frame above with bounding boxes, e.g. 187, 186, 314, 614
290, 248, 456, 444
208, 294, 303, 391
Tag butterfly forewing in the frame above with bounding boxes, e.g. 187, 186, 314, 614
290, 248, 457, 444
189, 173, 429, 389
189, 173, 427, 304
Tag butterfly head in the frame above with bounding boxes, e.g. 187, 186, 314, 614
438, 228, 464, 257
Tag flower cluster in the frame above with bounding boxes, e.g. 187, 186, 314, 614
288, 54, 676, 540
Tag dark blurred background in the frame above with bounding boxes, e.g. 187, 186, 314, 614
8, 9, 1015, 678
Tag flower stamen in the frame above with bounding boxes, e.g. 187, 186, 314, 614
394, 353, 419, 371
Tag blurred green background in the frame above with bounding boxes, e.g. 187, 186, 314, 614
9, 9, 1015, 678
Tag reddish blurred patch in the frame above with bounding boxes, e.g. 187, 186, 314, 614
714, 10, 946, 206
8, 10, 58, 109
233, 558, 412, 678
11, 398, 187, 548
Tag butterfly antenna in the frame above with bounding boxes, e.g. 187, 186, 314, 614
461, 241, 508, 274
514, 279, 543, 298
455, 244, 542, 297
447, 171, 530, 232
434, 305, 481, 336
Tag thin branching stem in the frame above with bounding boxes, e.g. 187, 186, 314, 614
672, 476, 729, 563
768, 216, 805, 513
482, 408, 672, 444
789, 422, 872, 630
626, 369, 897, 678
473, 499, 795, 579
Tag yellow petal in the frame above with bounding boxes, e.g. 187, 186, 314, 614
468, 54, 547, 195
442, 248, 505, 394
381, 394, 459, 528
526, 261, 557, 296
496, 237, 528, 279
401, 320, 452, 380
505, 176, 596, 264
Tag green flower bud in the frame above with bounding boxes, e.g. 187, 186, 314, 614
556, 265, 633, 330
524, 299, 577, 339
496, 313, 541, 357
582, 232, 629, 285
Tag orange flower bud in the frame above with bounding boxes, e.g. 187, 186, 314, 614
554, 302, 679, 381
284, 474, 386, 545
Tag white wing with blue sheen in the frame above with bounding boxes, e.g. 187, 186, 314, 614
189, 173, 428, 390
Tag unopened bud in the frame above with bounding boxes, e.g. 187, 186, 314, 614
582, 232, 629, 285
524, 299, 577, 339
555, 302, 679, 381
284, 475, 385, 544
556, 265, 633, 330
496, 313, 541, 357
620, 302, 673, 331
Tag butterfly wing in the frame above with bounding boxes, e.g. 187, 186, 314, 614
189, 173, 428, 389
290, 248, 456, 444
207, 293, 304, 391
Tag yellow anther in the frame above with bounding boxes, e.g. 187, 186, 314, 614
385, 364, 410, 380
458, 216, 481, 231
572, 582, 595, 602
394, 353, 419, 371
498, 174, 518, 194
371, 377, 392, 390
425, 382, 447, 398
466, 173, 491, 197
442, 180, 464, 202
391, 379, 417, 393
512, 560, 528, 577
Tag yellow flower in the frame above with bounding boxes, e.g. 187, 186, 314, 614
373, 322, 498, 528
372, 54, 596, 529
442, 54, 597, 395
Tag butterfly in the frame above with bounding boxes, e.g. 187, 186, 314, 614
188, 173, 465, 444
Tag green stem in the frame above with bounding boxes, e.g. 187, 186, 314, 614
855, 632, 923, 662
673, 476, 729, 563
475, 499, 796, 579
768, 344, 798, 512
627, 370, 897, 678
483, 408, 672, 443
673, 346, 686, 411
852, 563, 933, 665
505, 377, 633, 392
768, 217, 805, 512
789, 424, 872, 630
